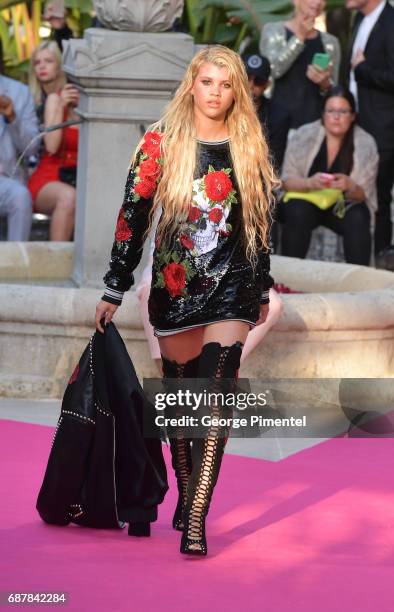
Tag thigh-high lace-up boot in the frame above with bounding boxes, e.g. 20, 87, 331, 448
161, 353, 201, 531
180, 341, 243, 556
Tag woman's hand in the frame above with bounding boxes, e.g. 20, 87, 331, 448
95, 300, 118, 333
307, 173, 327, 191
0, 95, 16, 122
331, 174, 365, 201
256, 303, 270, 326
60, 84, 80, 109
330, 173, 352, 192
306, 64, 333, 91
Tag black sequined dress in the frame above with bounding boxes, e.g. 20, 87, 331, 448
102, 137, 273, 336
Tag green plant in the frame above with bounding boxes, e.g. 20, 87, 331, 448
183, 0, 348, 52
0, 0, 93, 80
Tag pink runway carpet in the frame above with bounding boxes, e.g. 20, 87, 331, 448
1, 418, 393, 612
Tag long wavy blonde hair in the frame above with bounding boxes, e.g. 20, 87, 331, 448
28, 41, 66, 104
135, 45, 278, 263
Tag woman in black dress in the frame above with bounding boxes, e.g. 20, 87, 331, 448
95, 46, 276, 556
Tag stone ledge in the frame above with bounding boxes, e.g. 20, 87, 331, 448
1, 282, 393, 332
1, 255, 394, 397
0, 242, 73, 280
271, 255, 394, 293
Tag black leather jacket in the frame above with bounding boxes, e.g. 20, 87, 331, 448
36, 322, 168, 528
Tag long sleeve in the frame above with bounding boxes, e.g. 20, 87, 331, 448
281, 127, 305, 182
7, 85, 39, 157
260, 22, 306, 80
327, 34, 341, 85
102, 134, 163, 305
355, 48, 394, 93
258, 248, 274, 304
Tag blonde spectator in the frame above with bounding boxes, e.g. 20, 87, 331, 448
28, 41, 79, 241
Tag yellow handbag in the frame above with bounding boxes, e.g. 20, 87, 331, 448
283, 188, 344, 210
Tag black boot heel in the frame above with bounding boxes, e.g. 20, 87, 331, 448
172, 497, 185, 531
128, 522, 151, 537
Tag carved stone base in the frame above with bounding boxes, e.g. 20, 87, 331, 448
62, 29, 194, 288
93, 0, 184, 32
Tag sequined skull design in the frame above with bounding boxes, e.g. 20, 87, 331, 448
184, 165, 237, 257
153, 165, 237, 299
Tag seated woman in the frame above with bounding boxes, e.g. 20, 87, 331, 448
28, 41, 79, 241
279, 86, 379, 266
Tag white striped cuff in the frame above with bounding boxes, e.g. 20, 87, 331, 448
103, 287, 124, 305
260, 289, 270, 304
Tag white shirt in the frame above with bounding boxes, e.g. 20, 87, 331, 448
349, 0, 386, 105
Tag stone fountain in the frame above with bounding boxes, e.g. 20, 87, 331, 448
0, 1, 393, 401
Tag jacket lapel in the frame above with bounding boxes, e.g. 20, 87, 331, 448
345, 11, 364, 81
364, 1, 388, 55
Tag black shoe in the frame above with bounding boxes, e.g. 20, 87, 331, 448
180, 511, 207, 556
179, 342, 243, 558
128, 522, 151, 537
375, 246, 394, 271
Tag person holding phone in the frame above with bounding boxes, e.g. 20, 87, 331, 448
27, 41, 79, 241
278, 86, 378, 265
260, 0, 341, 135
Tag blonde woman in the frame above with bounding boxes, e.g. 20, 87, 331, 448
95, 46, 276, 556
28, 41, 79, 241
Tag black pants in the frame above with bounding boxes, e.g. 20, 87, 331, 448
374, 149, 394, 255
278, 199, 371, 266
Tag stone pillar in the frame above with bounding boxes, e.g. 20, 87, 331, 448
63, 28, 194, 287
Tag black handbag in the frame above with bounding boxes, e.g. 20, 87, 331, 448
58, 166, 77, 187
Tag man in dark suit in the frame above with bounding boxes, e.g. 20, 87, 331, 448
345, 0, 394, 257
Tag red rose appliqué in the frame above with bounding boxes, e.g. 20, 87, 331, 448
115, 210, 132, 241
162, 262, 187, 298
180, 234, 194, 249
141, 131, 162, 159
188, 206, 202, 222
204, 170, 233, 202
208, 208, 223, 224
68, 364, 79, 385
139, 158, 161, 181
135, 178, 156, 199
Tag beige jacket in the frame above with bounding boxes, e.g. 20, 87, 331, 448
281, 120, 379, 215
260, 21, 341, 85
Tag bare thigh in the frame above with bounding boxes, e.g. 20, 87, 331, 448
35, 181, 76, 213
158, 320, 249, 365
158, 327, 205, 362
203, 320, 249, 348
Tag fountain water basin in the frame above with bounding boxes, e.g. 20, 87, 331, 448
0, 244, 393, 398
